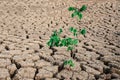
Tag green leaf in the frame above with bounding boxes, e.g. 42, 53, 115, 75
69, 27, 74, 32
70, 63, 74, 67
73, 28, 77, 33
68, 60, 72, 64
47, 29, 62, 47
60, 39, 66, 46
78, 13, 83, 19
63, 60, 68, 65
58, 28, 63, 35
68, 7, 76, 11
52, 30, 57, 36
66, 38, 72, 46
67, 46, 73, 51
69, 27, 78, 36
71, 11, 78, 18
80, 28, 86, 35
73, 33, 77, 36
79, 5, 87, 12
72, 39, 78, 45
59, 28, 63, 33
47, 41, 52, 46
73, 28, 77, 36
63, 60, 74, 67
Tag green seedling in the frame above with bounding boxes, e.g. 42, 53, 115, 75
68, 5, 87, 19
60, 37, 78, 51
79, 5, 87, 12
69, 27, 78, 36
80, 28, 86, 35
47, 4, 88, 71
63, 60, 75, 69
47, 27, 86, 50
69, 27, 87, 36
47, 28, 79, 51
47, 28, 62, 47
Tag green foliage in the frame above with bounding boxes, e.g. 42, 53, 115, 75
79, 5, 87, 12
80, 28, 86, 35
71, 11, 78, 18
68, 7, 76, 11
67, 46, 73, 51
47, 29, 62, 47
63, 60, 74, 67
69, 27, 78, 36
47, 5, 88, 70
78, 12, 83, 19
60, 37, 78, 51
70, 27, 86, 36
47, 27, 86, 51
47, 28, 80, 51
68, 5, 87, 19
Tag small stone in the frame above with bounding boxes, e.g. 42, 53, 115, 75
87, 74, 96, 80
35, 69, 53, 79
13, 55, 24, 62
35, 60, 51, 68
0, 59, 11, 68
72, 71, 88, 80
111, 73, 120, 79
96, 48, 114, 56
72, 61, 81, 72
0, 68, 10, 79
9, 50, 22, 56
0, 53, 12, 59
38, 52, 54, 62
40, 47, 52, 55
106, 74, 112, 80
18, 60, 34, 67
82, 65, 101, 75
88, 63, 103, 73
53, 55, 69, 61
45, 78, 59, 80
54, 47, 70, 57
16, 67, 36, 78
30, 54, 40, 61
43, 66, 58, 74
22, 50, 34, 54
85, 51, 100, 60
56, 70, 73, 79
102, 56, 120, 63
22, 78, 33, 80
108, 61, 120, 69
111, 68, 120, 75
75, 53, 86, 61
13, 53, 38, 62
27, 43, 40, 50
7, 64, 17, 76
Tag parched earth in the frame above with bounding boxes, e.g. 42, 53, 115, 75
0, 0, 120, 80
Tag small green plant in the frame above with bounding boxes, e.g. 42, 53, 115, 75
68, 5, 87, 19
47, 28, 62, 47
47, 28, 87, 51
47, 27, 86, 51
63, 59, 74, 68
80, 28, 86, 35
47, 5, 87, 70
47, 29, 78, 51
70, 27, 87, 36
60, 37, 78, 51
69, 27, 78, 36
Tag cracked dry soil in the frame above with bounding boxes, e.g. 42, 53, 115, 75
0, 0, 120, 80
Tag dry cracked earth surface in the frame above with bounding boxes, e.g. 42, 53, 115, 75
0, 0, 120, 80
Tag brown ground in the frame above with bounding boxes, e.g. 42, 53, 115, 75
0, 0, 120, 80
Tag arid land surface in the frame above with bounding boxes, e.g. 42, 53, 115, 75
0, 0, 120, 80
